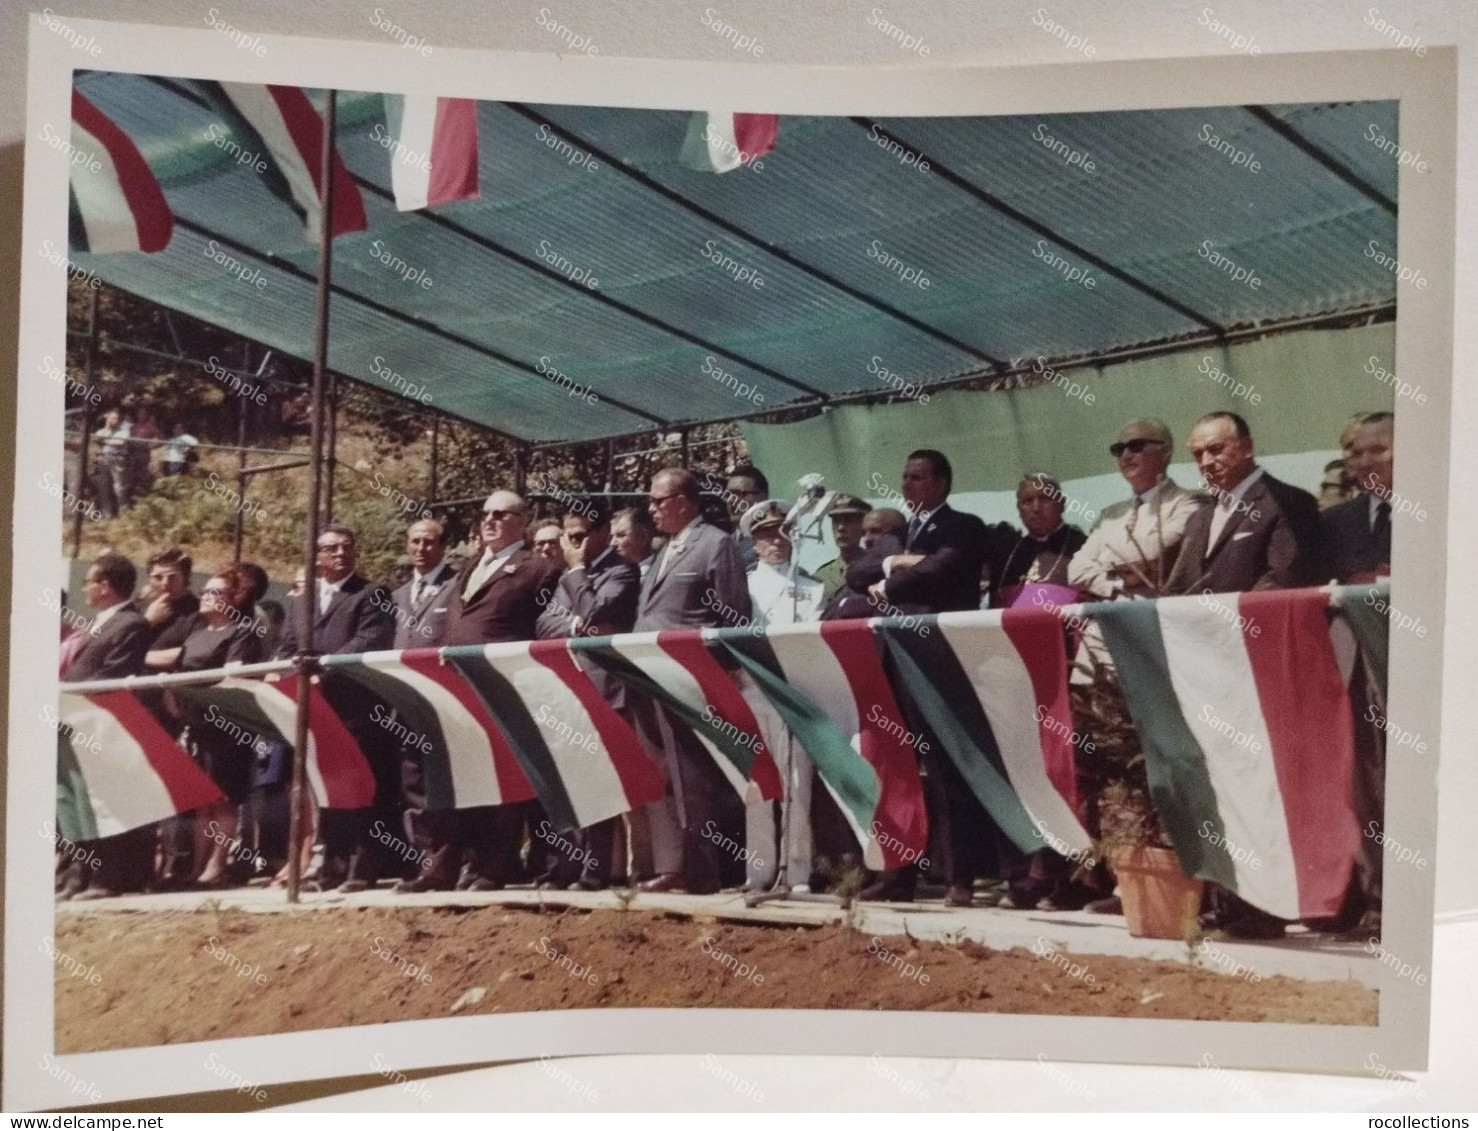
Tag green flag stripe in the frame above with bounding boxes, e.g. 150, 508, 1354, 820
170, 686, 285, 749
444, 654, 578, 830
1339, 584, 1390, 700
719, 633, 880, 838
1089, 600, 1238, 888
327, 666, 455, 811
195, 81, 303, 222
56, 730, 100, 845
880, 623, 1041, 853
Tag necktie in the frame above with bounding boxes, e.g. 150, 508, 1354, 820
1373, 500, 1391, 548
464, 553, 496, 598
906, 516, 923, 549
1126, 496, 1143, 535
412, 577, 427, 606
657, 537, 683, 580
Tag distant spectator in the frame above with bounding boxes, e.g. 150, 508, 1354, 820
160, 427, 201, 476
90, 409, 131, 517
531, 522, 565, 567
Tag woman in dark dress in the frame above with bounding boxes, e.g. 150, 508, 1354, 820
171, 566, 267, 886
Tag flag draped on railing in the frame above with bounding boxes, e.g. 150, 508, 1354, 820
53, 587, 1386, 902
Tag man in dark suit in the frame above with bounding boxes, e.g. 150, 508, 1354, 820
275, 523, 396, 891
60, 553, 155, 899
1164, 412, 1325, 940
443, 490, 561, 889
633, 467, 752, 894
1165, 412, 1325, 596
841, 451, 1000, 905
534, 503, 642, 889
389, 518, 462, 894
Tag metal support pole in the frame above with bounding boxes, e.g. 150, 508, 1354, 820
323, 370, 339, 523
70, 286, 100, 558
428, 415, 440, 503
233, 343, 250, 562
514, 443, 528, 496
288, 90, 340, 904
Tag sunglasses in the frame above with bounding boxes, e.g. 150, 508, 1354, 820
648, 493, 681, 505
482, 509, 522, 520
1110, 438, 1167, 458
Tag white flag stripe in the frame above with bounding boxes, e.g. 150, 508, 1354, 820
371, 665, 502, 807
935, 621, 1094, 855
703, 111, 744, 173
387, 93, 436, 210
1157, 599, 1299, 917
482, 647, 628, 827
57, 694, 177, 837
69, 121, 137, 253
218, 678, 327, 807
219, 83, 322, 232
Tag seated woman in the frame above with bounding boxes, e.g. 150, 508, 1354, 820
171, 566, 266, 887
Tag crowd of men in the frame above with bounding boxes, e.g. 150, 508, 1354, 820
54, 409, 1396, 943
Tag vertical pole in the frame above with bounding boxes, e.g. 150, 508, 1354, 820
287, 90, 339, 904
233, 344, 250, 562
70, 286, 100, 558
514, 442, 528, 497
679, 428, 690, 466
428, 415, 440, 503
323, 371, 339, 523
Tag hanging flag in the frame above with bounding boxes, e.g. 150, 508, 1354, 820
320, 649, 535, 809
54, 691, 223, 844
1092, 589, 1361, 920
573, 631, 782, 801
68, 89, 174, 254
444, 641, 666, 832
720, 621, 928, 871
380, 94, 479, 211
169, 676, 376, 809
198, 81, 368, 242
679, 111, 778, 173
880, 609, 1094, 859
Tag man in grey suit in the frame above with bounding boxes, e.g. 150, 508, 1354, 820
634, 467, 753, 893
535, 503, 642, 889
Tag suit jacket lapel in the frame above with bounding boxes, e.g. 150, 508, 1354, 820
1205, 478, 1265, 559
412, 564, 449, 615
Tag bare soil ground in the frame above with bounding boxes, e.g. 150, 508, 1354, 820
54, 904, 1376, 1051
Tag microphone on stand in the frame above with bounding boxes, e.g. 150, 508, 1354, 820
781, 473, 835, 540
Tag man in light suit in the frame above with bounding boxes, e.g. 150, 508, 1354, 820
1069, 419, 1208, 599
1164, 412, 1325, 596
443, 490, 561, 890
633, 467, 752, 894
391, 518, 462, 894
534, 502, 642, 889
276, 524, 397, 891
59, 553, 155, 900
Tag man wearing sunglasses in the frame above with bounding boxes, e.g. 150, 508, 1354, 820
1069, 419, 1208, 599
442, 490, 561, 890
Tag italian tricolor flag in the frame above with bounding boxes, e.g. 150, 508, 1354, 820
199, 81, 368, 243
69, 90, 174, 254
679, 112, 779, 173
380, 94, 480, 211
1093, 589, 1361, 920
444, 641, 667, 831
55, 691, 223, 843
722, 620, 928, 870
881, 609, 1093, 858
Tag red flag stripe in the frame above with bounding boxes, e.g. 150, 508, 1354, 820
732, 113, 779, 164
71, 90, 173, 252
1001, 608, 1082, 817
428, 97, 479, 206
266, 86, 367, 238
1239, 590, 1361, 918
817, 620, 928, 866
398, 649, 536, 803
655, 631, 783, 800
272, 677, 376, 808
91, 691, 223, 812
527, 641, 666, 807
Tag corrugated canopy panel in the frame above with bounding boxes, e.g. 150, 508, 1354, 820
69, 72, 1398, 443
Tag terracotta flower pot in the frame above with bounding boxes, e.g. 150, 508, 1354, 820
1110, 846, 1204, 939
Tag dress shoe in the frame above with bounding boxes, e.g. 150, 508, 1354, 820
71, 887, 119, 902
944, 884, 974, 908
567, 879, 606, 893
1342, 908, 1381, 942
396, 873, 455, 895
1085, 895, 1123, 915
454, 864, 477, 891
466, 876, 503, 892
1212, 911, 1287, 941
639, 873, 686, 894
859, 877, 916, 903
338, 879, 372, 894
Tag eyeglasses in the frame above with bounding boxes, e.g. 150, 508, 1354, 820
648, 493, 680, 505
482, 509, 521, 521
1110, 438, 1168, 458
